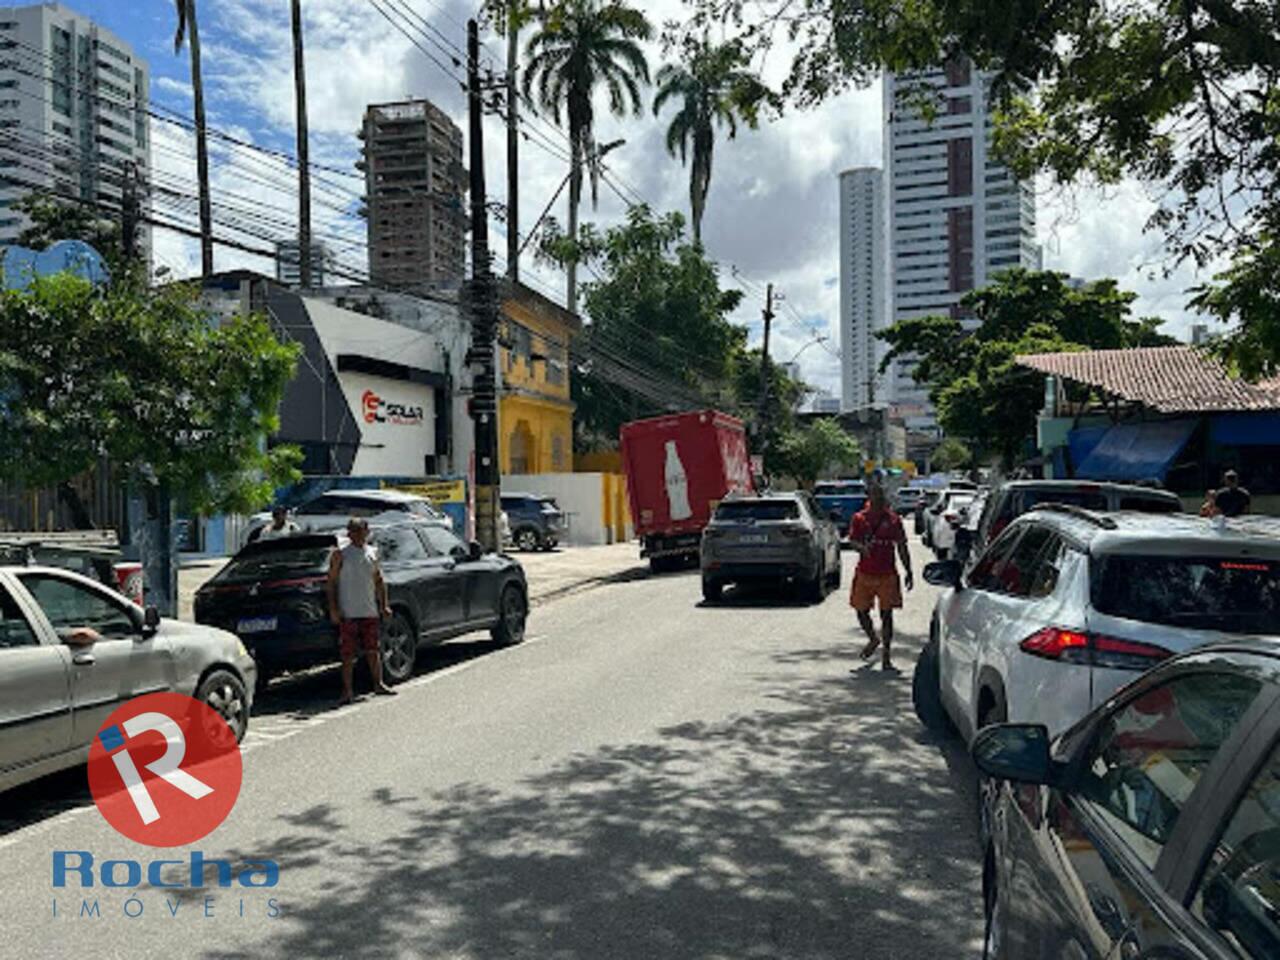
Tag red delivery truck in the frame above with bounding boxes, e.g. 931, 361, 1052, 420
620, 409, 754, 571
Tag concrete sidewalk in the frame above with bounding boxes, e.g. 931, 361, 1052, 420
177, 540, 650, 621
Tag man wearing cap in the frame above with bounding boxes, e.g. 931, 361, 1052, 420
1215, 470, 1252, 518
848, 482, 914, 669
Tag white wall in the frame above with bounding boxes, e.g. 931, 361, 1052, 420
339, 371, 435, 476
503, 473, 608, 546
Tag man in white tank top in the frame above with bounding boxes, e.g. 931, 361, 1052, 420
327, 517, 395, 704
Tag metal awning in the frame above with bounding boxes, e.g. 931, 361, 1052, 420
1073, 419, 1199, 483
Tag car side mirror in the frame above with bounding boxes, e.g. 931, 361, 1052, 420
468, 540, 484, 562
972, 724, 1054, 785
923, 560, 962, 588
142, 605, 161, 636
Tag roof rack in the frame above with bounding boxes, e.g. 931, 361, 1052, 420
1029, 503, 1118, 529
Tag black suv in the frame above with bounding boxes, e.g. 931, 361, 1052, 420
195, 522, 528, 689
500, 494, 564, 551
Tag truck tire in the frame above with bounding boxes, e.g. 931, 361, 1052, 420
912, 639, 952, 735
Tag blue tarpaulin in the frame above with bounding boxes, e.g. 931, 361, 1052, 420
1067, 424, 1110, 472
1073, 419, 1199, 482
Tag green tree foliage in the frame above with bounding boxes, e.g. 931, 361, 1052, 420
652, 37, 772, 244
931, 437, 973, 473
0, 275, 302, 514
685, 0, 1280, 373
522, 0, 652, 310
772, 418, 862, 489
878, 270, 1175, 466
545, 206, 748, 447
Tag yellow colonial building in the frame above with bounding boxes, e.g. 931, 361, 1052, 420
497, 282, 580, 475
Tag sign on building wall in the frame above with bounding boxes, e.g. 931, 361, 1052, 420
337, 372, 435, 476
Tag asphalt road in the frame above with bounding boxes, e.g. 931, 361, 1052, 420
0, 541, 984, 959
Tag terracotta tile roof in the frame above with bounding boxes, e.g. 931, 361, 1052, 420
1015, 346, 1280, 413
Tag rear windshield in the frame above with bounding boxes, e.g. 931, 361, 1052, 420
1117, 495, 1181, 514
1018, 489, 1108, 512
1092, 555, 1280, 634
814, 483, 864, 496
715, 500, 799, 521
218, 545, 333, 581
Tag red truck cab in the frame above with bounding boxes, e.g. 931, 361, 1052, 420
619, 410, 754, 571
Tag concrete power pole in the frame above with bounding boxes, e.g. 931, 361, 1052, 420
291, 0, 312, 288
467, 19, 501, 552
756, 283, 775, 480
505, 4, 519, 283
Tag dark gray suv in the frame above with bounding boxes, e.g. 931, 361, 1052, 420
699, 493, 841, 603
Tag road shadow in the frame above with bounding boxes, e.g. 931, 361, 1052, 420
697, 582, 821, 609
198, 636, 985, 960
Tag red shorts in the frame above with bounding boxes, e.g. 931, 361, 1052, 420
339, 618, 381, 658
849, 572, 903, 613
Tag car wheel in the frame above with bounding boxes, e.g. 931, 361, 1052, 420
936, 547, 950, 561
828, 551, 842, 587
701, 575, 723, 603
804, 560, 826, 603
380, 610, 418, 684
983, 846, 1009, 960
197, 669, 249, 744
912, 639, 953, 735
515, 528, 540, 552
491, 583, 528, 645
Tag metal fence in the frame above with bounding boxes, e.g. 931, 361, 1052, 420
0, 463, 123, 533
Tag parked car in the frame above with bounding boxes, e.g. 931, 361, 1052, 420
500, 493, 564, 552
245, 489, 451, 544
892, 486, 927, 516
913, 508, 1280, 747
699, 493, 842, 603
926, 489, 979, 560
916, 489, 945, 538
195, 522, 528, 689
974, 641, 1280, 960
813, 480, 868, 541
952, 490, 990, 567
1, 565, 256, 793
966, 479, 1182, 563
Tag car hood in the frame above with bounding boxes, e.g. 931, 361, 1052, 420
161, 618, 244, 655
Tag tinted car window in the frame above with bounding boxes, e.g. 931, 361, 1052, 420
1018, 489, 1108, 512
1118, 495, 1181, 514
995, 525, 1056, 597
1077, 672, 1262, 869
1092, 556, 1280, 634
374, 528, 428, 562
419, 525, 466, 557
0, 586, 37, 648
219, 544, 333, 580
20, 574, 137, 640
968, 526, 1024, 592
1193, 739, 1280, 958
715, 500, 800, 521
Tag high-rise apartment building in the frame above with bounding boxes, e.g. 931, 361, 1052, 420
883, 58, 1039, 436
275, 238, 331, 287
838, 166, 888, 413
358, 99, 466, 292
0, 4, 150, 256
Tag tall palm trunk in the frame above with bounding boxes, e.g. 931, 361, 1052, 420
290, 0, 312, 287
183, 0, 213, 276
566, 108, 586, 314
691, 127, 713, 245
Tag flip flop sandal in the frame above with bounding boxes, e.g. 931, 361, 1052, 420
859, 637, 881, 660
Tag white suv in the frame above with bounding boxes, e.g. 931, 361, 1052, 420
913, 507, 1280, 743
924, 489, 977, 560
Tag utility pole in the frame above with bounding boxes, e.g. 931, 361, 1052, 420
291, 0, 312, 287
185, 0, 214, 277
755, 283, 775, 487
121, 162, 140, 264
466, 19, 501, 552
505, 2, 519, 283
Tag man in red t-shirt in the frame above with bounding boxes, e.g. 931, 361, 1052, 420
848, 482, 914, 668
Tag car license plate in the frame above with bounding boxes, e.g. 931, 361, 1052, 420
738, 534, 769, 544
237, 616, 278, 634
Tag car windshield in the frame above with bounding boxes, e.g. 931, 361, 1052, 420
715, 500, 799, 521
217, 544, 333, 581
814, 483, 864, 496
1092, 555, 1280, 634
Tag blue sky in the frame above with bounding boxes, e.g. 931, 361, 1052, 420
29, 1, 1212, 396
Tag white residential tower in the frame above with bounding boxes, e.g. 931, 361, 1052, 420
838, 166, 888, 413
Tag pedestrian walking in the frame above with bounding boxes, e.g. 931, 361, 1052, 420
1215, 470, 1252, 517
256, 506, 300, 540
327, 517, 396, 705
848, 482, 914, 670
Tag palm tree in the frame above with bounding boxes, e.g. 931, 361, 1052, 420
653, 39, 768, 245
173, 0, 213, 276
523, 0, 652, 313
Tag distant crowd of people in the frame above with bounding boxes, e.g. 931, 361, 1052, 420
1200, 470, 1252, 518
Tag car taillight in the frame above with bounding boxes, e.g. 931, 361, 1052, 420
1019, 628, 1172, 670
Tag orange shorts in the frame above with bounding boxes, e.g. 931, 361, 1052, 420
849, 572, 903, 613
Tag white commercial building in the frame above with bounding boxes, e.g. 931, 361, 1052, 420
0, 4, 150, 259
838, 166, 888, 413
883, 58, 1039, 435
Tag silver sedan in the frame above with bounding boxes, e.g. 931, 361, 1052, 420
0, 566, 256, 794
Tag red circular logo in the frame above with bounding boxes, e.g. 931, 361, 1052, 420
362, 389, 381, 423
87, 692, 243, 847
